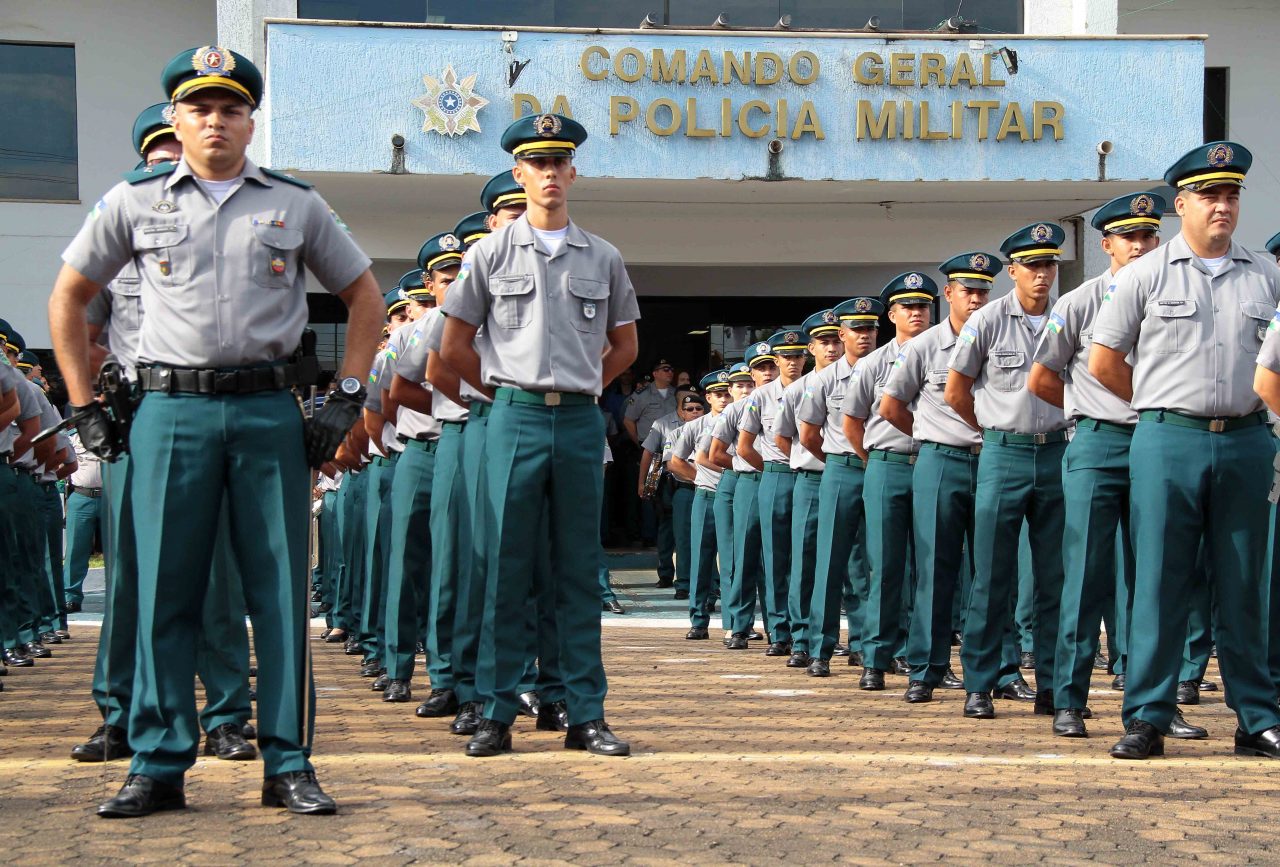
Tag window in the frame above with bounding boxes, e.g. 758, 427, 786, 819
1203, 67, 1228, 143
0, 42, 78, 202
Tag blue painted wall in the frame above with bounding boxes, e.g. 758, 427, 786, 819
265, 23, 1203, 183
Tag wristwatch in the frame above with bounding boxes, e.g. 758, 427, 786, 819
335, 376, 366, 404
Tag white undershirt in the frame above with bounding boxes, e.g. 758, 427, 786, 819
197, 177, 238, 204
655, 386, 671, 398
1026, 313, 1047, 331
1198, 254, 1230, 276
531, 225, 568, 257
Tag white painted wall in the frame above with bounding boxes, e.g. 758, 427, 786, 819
0, 0, 215, 348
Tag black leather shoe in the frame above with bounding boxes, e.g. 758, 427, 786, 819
806, 658, 830, 677
904, 681, 934, 703
416, 642, 426, 655
747, 630, 765, 641
1033, 689, 1055, 716
832, 643, 851, 657
1111, 673, 1126, 690
319, 627, 333, 641
1094, 649, 1109, 670
415, 688, 458, 717
370, 673, 389, 692
1053, 708, 1087, 737
72, 724, 133, 762
1199, 679, 1218, 692
24, 641, 51, 658
685, 627, 709, 640
359, 659, 383, 678
41, 631, 62, 644
1019, 651, 1035, 670
726, 633, 749, 650
204, 722, 258, 760
892, 657, 911, 676
765, 641, 791, 657
994, 678, 1036, 701
65, 600, 82, 613
97, 774, 185, 818
951, 631, 963, 647
518, 691, 541, 717
786, 651, 811, 668
466, 719, 512, 757
1110, 720, 1164, 759
964, 692, 995, 719
56, 629, 71, 641
1234, 725, 1280, 757
604, 599, 626, 614
848, 651, 864, 667
262, 771, 336, 814
1176, 680, 1199, 705
242, 723, 257, 740
2, 648, 32, 667
655, 577, 675, 588
0, 663, 7, 676
343, 638, 361, 655
565, 719, 630, 757
859, 668, 885, 691
673, 589, 689, 600
1168, 710, 1207, 739
313, 602, 332, 614
383, 680, 412, 703
324, 628, 347, 643
450, 702, 483, 735
941, 667, 965, 690
536, 699, 569, 732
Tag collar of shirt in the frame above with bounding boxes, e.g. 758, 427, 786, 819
1164, 232, 1252, 275
509, 214, 590, 258
164, 156, 274, 193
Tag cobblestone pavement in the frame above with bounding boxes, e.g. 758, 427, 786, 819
4, 595, 1280, 864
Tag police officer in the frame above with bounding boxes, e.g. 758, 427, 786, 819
1095, 141, 1280, 759
773, 311, 842, 668
62, 429, 103, 613
796, 298, 882, 675
50, 46, 383, 816
881, 253, 998, 701
846, 275, 935, 689
440, 113, 640, 758
627, 358, 679, 571
708, 363, 753, 642
642, 389, 701, 600
946, 222, 1072, 719
1258, 229, 1280, 700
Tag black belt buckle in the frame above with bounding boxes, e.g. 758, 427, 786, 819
154, 366, 173, 393
214, 370, 238, 394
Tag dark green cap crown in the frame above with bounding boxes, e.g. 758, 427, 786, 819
939, 252, 1002, 287
162, 45, 263, 107
1090, 192, 1166, 234
1164, 140, 1251, 191
481, 170, 527, 213
1000, 223, 1065, 263
417, 232, 465, 273
132, 102, 177, 158
501, 113, 587, 158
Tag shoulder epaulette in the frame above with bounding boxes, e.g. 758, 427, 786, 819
122, 162, 177, 185
262, 167, 314, 189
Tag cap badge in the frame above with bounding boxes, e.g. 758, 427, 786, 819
397, 289, 409, 301
904, 273, 924, 289
754, 342, 770, 354
717, 371, 730, 382
152, 200, 175, 214
1031, 224, 1051, 243
784, 331, 801, 344
535, 114, 563, 138
160, 104, 176, 124
192, 46, 235, 77
822, 310, 837, 324
969, 253, 989, 271
1130, 194, 1154, 216
439, 233, 460, 251
1207, 143, 1233, 168
854, 298, 872, 313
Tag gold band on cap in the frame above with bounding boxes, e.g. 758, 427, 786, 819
463, 231, 489, 244
809, 325, 841, 336
1176, 170, 1245, 189
889, 291, 935, 302
425, 252, 463, 271
173, 75, 254, 105
387, 299, 409, 313
404, 287, 434, 298
139, 126, 176, 155
748, 354, 777, 367
513, 139, 576, 156
491, 192, 527, 209
1104, 216, 1161, 232
705, 382, 731, 392
1009, 248, 1062, 260
839, 314, 879, 323
775, 344, 807, 352
947, 271, 995, 283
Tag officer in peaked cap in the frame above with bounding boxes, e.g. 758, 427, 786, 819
454, 212, 491, 251
845, 275, 935, 692
947, 223, 1072, 721
627, 357, 679, 569
398, 268, 434, 309
704, 362, 754, 641
481, 170, 529, 222
881, 254, 997, 703
440, 112, 640, 758
418, 232, 465, 276
799, 296, 882, 675
1265, 231, 1280, 259
131, 103, 182, 165
1260, 229, 1280, 703
1098, 141, 1280, 760
52, 43, 383, 816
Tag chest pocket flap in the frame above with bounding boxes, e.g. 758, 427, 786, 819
992, 351, 1025, 368
1241, 299, 1275, 350
492, 275, 535, 329
928, 368, 950, 386
1150, 299, 1197, 318
133, 223, 189, 250
568, 277, 609, 333
1241, 300, 1275, 322
252, 224, 304, 251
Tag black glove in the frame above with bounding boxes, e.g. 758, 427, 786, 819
72, 401, 125, 462
304, 390, 363, 469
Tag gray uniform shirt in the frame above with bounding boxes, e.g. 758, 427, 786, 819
845, 339, 919, 453
1033, 271, 1139, 425
62, 158, 370, 367
378, 323, 439, 441
0, 362, 25, 453
1093, 233, 1280, 417
1257, 306, 1280, 374
442, 215, 641, 396
415, 310, 469, 423
419, 309, 492, 405
883, 321, 983, 448
672, 412, 722, 492
365, 326, 412, 453
949, 290, 1070, 434
740, 378, 791, 465
626, 385, 679, 443
711, 399, 754, 473
643, 411, 682, 464
15, 383, 57, 470
85, 264, 145, 376
775, 374, 824, 471
795, 355, 857, 456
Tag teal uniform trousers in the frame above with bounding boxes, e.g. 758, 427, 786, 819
711, 470, 738, 632
428, 423, 470, 690
1054, 423, 1135, 710
383, 438, 436, 681
336, 467, 368, 635
38, 482, 65, 633
757, 464, 795, 644
861, 453, 915, 670
63, 488, 103, 606
907, 444, 978, 687
453, 406, 490, 705
319, 488, 343, 629
787, 469, 823, 655
729, 470, 765, 636
688, 487, 720, 630
127, 391, 312, 783
809, 456, 869, 660
9, 473, 47, 647
962, 436, 1067, 697
669, 481, 694, 594
358, 452, 396, 663
0, 465, 24, 648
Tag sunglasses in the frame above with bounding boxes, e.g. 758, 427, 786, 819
655, 365, 673, 372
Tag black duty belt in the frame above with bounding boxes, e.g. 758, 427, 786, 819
921, 441, 982, 457
982, 429, 1069, 446
868, 449, 917, 466
138, 363, 299, 394
396, 433, 436, 443
69, 485, 103, 498
442, 420, 467, 430
1138, 409, 1268, 433
1076, 418, 1136, 436
673, 479, 695, 490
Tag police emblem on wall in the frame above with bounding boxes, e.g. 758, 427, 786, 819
904, 273, 924, 289
1207, 143, 1233, 168
1031, 224, 1052, 243
413, 65, 490, 137
969, 253, 989, 271
535, 114, 563, 137
1130, 194, 1154, 216
192, 45, 235, 77
854, 298, 872, 313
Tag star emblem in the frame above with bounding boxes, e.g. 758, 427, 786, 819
413, 65, 489, 137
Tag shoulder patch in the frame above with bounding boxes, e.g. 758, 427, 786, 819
261, 167, 314, 189
122, 163, 177, 185
959, 324, 979, 345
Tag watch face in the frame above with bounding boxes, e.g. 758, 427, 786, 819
340, 377, 361, 395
